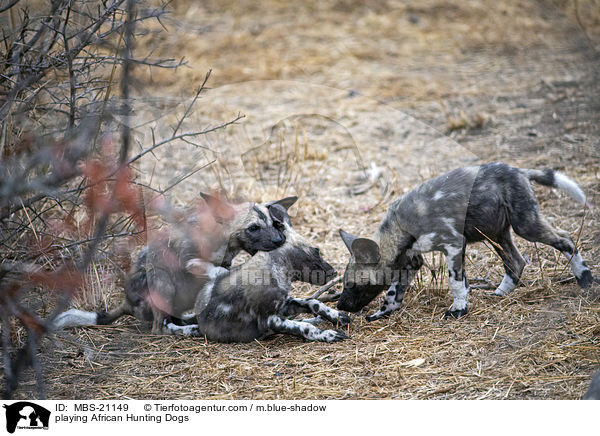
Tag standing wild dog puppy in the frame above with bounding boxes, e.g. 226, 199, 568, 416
338, 162, 593, 320
53, 196, 296, 333
165, 203, 351, 343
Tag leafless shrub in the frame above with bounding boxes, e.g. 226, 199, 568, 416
0, 0, 241, 399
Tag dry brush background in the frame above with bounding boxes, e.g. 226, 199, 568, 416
3, 0, 600, 399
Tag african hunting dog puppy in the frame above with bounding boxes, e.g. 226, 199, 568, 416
53, 196, 296, 334
165, 203, 351, 343
337, 162, 593, 320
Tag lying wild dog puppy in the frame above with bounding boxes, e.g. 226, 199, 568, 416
53, 195, 296, 334
165, 204, 351, 343
337, 162, 593, 320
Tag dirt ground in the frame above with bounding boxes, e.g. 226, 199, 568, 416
12, 0, 600, 399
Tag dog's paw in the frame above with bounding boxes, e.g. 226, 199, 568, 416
492, 288, 507, 297
365, 311, 389, 322
444, 307, 468, 319
336, 312, 352, 327
321, 329, 349, 342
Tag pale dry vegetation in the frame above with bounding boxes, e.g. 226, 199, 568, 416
2, 0, 599, 399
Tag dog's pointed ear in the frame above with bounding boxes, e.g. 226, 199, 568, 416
351, 238, 381, 264
200, 191, 220, 206
200, 192, 235, 221
266, 196, 298, 211
267, 203, 290, 226
339, 229, 358, 252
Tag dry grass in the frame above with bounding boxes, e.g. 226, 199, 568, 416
6, 0, 600, 399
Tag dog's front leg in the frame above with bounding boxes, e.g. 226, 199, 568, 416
366, 282, 406, 321
266, 315, 348, 342
281, 298, 351, 327
366, 253, 423, 321
151, 308, 167, 334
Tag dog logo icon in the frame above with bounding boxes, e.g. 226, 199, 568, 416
3, 402, 50, 433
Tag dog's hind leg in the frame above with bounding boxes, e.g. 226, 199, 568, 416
511, 213, 593, 288
491, 230, 526, 296
266, 315, 348, 342
444, 239, 470, 319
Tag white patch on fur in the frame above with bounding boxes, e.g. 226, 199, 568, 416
433, 190, 445, 201
444, 244, 462, 261
165, 322, 198, 336
299, 316, 323, 325
185, 258, 204, 270
186, 259, 227, 277
216, 304, 232, 315
554, 172, 586, 205
208, 265, 228, 279
442, 218, 460, 238
494, 274, 516, 296
563, 252, 588, 278
411, 233, 437, 252
308, 300, 339, 320
444, 245, 469, 311
179, 313, 197, 322
416, 201, 428, 216
449, 277, 468, 311
195, 279, 216, 314
52, 309, 97, 329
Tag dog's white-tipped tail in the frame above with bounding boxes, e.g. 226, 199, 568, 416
554, 172, 586, 205
525, 168, 587, 205
52, 309, 98, 330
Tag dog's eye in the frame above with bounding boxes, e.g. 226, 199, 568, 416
248, 224, 260, 232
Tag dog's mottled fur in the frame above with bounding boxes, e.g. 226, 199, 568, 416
165, 205, 350, 343
53, 196, 296, 333
338, 162, 593, 320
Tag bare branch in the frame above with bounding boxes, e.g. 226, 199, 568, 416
0, 0, 20, 14
127, 114, 245, 166
310, 276, 343, 300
